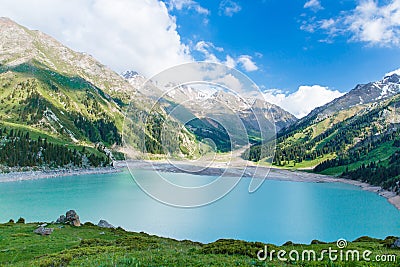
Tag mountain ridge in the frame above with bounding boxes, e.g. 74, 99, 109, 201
0, 17, 201, 168
280, 73, 400, 136
123, 70, 298, 133
246, 72, 400, 194
0, 17, 134, 98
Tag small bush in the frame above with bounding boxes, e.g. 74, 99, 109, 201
16, 217, 25, 224
282, 241, 294, 246
37, 254, 72, 267
10, 233, 30, 237
311, 239, 327, 245
381, 236, 399, 248
199, 239, 272, 258
115, 236, 160, 250
353, 236, 381, 243
80, 238, 114, 247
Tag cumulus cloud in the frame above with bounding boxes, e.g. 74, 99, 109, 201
193, 41, 259, 72
344, 0, 400, 45
219, 0, 242, 17
194, 41, 222, 63
214, 73, 243, 91
304, 0, 323, 12
237, 55, 258, 72
301, 0, 400, 46
0, 0, 192, 76
263, 85, 344, 118
0, 0, 260, 77
167, 0, 209, 15
224, 55, 237, 69
385, 68, 400, 77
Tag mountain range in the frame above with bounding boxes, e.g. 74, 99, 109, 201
123, 71, 297, 151
247, 72, 400, 193
0, 17, 199, 168
1, 16, 400, 194
0, 17, 297, 168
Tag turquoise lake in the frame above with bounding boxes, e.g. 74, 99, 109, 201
0, 169, 399, 245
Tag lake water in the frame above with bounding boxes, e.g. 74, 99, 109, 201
0, 169, 399, 245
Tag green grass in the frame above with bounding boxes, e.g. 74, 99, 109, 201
286, 154, 336, 169
0, 64, 124, 141
0, 222, 398, 266
260, 154, 336, 171
320, 141, 399, 176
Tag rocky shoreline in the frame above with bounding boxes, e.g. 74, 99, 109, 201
0, 160, 399, 211
0, 166, 122, 183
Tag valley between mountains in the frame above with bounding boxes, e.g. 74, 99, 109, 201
0, 17, 400, 208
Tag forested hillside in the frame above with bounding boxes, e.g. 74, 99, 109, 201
0, 126, 109, 170
0, 18, 204, 170
245, 74, 400, 193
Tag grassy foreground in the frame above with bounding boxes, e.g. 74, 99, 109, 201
0, 221, 399, 266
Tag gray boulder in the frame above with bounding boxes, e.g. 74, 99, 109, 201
56, 210, 81, 226
34, 226, 54, 236
56, 215, 66, 223
97, 219, 115, 229
66, 210, 81, 226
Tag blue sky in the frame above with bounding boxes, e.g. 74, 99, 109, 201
168, 0, 400, 91
1, 0, 400, 117
163, 0, 400, 116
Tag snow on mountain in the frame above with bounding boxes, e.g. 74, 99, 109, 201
122, 70, 298, 132
293, 72, 400, 127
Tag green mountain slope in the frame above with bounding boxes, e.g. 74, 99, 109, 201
0, 62, 120, 169
0, 17, 132, 101
246, 74, 400, 193
0, 62, 122, 145
0, 18, 201, 169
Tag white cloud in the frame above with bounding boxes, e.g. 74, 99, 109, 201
194, 41, 222, 63
167, 0, 209, 15
263, 85, 344, 118
237, 55, 258, 72
344, 0, 400, 45
0, 0, 259, 76
320, 18, 335, 29
0, 0, 192, 76
385, 68, 400, 77
214, 73, 243, 91
304, 0, 323, 12
224, 55, 236, 69
300, 21, 317, 33
193, 41, 259, 72
302, 0, 400, 46
219, 0, 242, 17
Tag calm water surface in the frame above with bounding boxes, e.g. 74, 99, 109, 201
0, 169, 399, 245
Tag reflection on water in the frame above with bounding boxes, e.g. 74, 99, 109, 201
0, 169, 399, 245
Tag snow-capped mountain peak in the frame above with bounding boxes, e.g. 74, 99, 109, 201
384, 68, 400, 78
